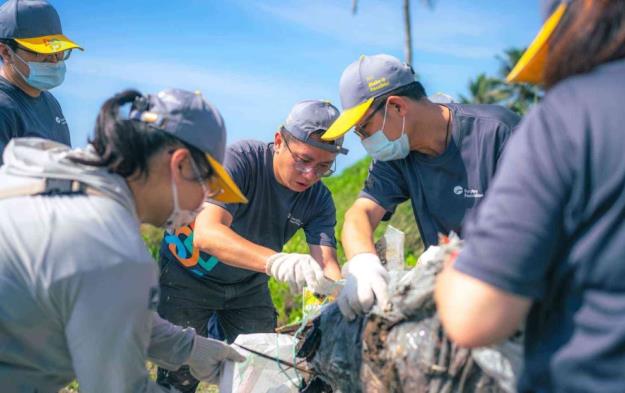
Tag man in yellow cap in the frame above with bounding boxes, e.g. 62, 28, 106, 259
0, 0, 82, 163
322, 54, 520, 320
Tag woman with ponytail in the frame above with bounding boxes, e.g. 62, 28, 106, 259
0, 88, 247, 392
436, 1, 625, 392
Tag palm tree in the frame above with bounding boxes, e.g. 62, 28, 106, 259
496, 47, 543, 115
351, 0, 435, 66
460, 48, 543, 114
459, 73, 508, 105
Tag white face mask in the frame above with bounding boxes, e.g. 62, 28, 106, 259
11, 50, 66, 91
164, 159, 210, 232
361, 101, 410, 161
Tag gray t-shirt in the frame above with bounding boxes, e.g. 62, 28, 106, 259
0, 76, 70, 164
160, 140, 337, 284
454, 59, 625, 393
0, 139, 195, 393
360, 103, 519, 247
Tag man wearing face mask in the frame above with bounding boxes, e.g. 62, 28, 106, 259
0, 0, 81, 164
321, 54, 520, 320
156, 100, 346, 392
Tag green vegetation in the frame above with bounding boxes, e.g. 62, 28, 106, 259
460, 47, 542, 115
141, 156, 423, 325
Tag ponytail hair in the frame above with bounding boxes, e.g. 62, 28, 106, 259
71, 89, 207, 178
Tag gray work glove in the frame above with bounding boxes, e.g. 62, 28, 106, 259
337, 253, 390, 320
186, 335, 245, 384
266, 252, 332, 295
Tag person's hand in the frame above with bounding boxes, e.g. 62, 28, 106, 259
266, 253, 327, 294
417, 245, 442, 265
337, 253, 390, 320
186, 336, 245, 384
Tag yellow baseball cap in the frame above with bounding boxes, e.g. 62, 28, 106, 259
507, 2, 568, 84
0, 0, 83, 54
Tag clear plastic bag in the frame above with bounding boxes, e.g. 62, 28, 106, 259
220, 333, 300, 393
376, 225, 406, 272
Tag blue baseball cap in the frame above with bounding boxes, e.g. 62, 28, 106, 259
322, 54, 415, 141
0, 0, 82, 54
283, 100, 348, 155
131, 88, 247, 204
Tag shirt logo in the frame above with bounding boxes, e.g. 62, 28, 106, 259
453, 185, 484, 199
288, 213, 303, 227
164, 223, 219, 277
55, 116, 67, 125
43, 38, 63, 52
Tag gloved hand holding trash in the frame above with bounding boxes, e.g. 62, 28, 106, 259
336, 252, 391, 320
266, 253, 336, 295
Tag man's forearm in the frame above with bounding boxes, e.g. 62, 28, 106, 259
193, 223, 275, 272
310, 244, 342, 280
342, 207, 377, 259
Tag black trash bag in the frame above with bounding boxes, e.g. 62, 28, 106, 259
300, 233, 522, 393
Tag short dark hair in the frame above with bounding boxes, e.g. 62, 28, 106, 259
0, 39, 18, 62
544, 0, 625, 88
0, 38, 18, 51
378, 81, 427, 102
70, 89, 212, 179
364, 81, 428, 117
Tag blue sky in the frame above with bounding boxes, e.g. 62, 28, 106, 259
52, 0, 540, 171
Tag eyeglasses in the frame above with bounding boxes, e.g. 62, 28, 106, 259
354, 98, 387, 138
16, 46, 72, 62
189, 156, 223, 200
169, 148, 223, 200
282, 136, 336, 178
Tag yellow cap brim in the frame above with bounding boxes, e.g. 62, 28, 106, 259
321, 97, 374, 141
14, 34, 83, 54
507, 3, 567, 84
206, 154, 248, 204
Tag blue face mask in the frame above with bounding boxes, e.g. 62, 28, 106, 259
361, 102, 410, 161
12, 51, 66, 91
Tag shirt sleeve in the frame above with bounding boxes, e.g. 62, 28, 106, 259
0, 109, 18, 165
49, 94, 71, 146
453, 99, 576, 300
359, 159, 410, 221
147, 313, 195, 371
494, 121, 518, 168
303, 187, 337, 248
62, 263, 175, 393
206, 144, 251, 217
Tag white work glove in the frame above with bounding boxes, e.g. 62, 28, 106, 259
337, 253, 390, 321
417, 245, 442, 265
266, 252, 330, 295
186, 335, 246, 384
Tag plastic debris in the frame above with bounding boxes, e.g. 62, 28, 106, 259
298, 230, 523, 393
220, 333, 301, 393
